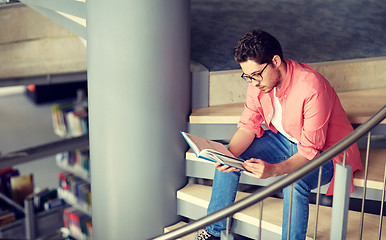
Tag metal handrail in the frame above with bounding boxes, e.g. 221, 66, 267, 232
150, 105, 386, 240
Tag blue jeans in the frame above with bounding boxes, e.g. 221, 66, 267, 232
205, 131, 334, 240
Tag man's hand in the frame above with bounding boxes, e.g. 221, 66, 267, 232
242, 158, 275, 179
214, 162, 240, 173
242, 153, 310, 179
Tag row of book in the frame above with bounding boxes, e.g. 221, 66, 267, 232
0, 209, 16, 228
0, 168, 67, 228
31, 188, 66, 212
63, 207, 92, 240
52, 93, 92, 239
58, 172, 91, 215
0, 167, 35, 207
51, 101, 88, 138
0, 168, 34, 206
56, 149, 90, 181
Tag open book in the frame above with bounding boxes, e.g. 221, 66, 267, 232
181, 131, 246, 171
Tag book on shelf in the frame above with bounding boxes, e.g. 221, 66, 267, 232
51, 102, 88, 138
0, 168, 26, 225
44, 198, 66, 211
181, 131, 247, 171
0, 168, 20, 199
10, 174, 34, 205
31, 188, 59, 212
63, 207, 92, 240
56, 148, 90, 180
51, 102, 74, 137
0, 209, 15, 227
58, 172, 91, 214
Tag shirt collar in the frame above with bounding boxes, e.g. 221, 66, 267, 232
275, 59, 293, 98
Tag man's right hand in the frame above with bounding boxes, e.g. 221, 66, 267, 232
214, 162, 240, 172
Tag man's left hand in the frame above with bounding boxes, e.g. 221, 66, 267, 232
242, 158, 275, 179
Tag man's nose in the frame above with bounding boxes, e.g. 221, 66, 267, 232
252, 80, 260, 87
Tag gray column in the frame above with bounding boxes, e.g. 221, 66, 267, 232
87, 1, 190, 239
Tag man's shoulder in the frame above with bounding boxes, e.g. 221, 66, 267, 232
287, 60, 335, 96
287, 59, 317, 75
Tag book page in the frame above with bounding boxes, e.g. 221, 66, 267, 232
204, 150, 245, 170
181, 132, 234, 157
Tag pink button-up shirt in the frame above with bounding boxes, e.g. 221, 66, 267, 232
238, 59, 362, 195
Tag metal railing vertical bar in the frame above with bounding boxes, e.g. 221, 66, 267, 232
287, 184, 293, 240
313, 165, 323, 239
377, 161, 386, 240
150, 105, 386, 240
359, 131, 371, 240
258, 200, 263, 240
226, 216, 231, 237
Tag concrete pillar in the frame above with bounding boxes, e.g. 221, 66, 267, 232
87, 1, 190, 239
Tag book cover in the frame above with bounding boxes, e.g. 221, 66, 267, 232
63, 207, 76, 228
0, 168, 13, 196
85, 219, 93, 240
68, 208, 90, 239
0, 209, 16, 227
32, 188, 58, 212
0, 168, 20, 199
10, 174, 34, 205
58, 172, 72, 191
44, 198, 66, 210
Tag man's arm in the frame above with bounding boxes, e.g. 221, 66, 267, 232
215, 127, 255, 172
215, 127, 310, 177
242, 152, 310, 179
227, 128, 255, 157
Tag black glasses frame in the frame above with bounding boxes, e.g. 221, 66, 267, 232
241, 62, 270, 83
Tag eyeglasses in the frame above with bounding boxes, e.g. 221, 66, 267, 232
241, 62, 270, 83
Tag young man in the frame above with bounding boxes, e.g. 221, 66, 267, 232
196, 29, 362, 240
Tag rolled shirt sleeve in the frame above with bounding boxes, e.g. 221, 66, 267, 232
237, 85, 265, 137
297, 90, 333, 160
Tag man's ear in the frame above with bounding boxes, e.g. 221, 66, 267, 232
271, 55, 282, 68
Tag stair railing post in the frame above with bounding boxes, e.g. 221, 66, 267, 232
377, 161, 386, 240
330, 150, 352, 240
287, 184, 293, 240
359, 131, 371, 239
220, 217, 234, 240
313, 165, 323, 239
258, 200, 263, 240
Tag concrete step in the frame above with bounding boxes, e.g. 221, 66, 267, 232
177, 183, 386, 240
208, 58, 386, 107
164, 221, 197, 240
186, 149, 386, 191
190, 88, 386, 125
354, 149, 386, 190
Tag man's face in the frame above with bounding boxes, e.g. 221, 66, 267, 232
240, 60, 281, 93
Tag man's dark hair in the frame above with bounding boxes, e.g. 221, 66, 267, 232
234, 29, 284, 64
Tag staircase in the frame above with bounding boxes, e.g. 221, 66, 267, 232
173, 80, 386, 239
